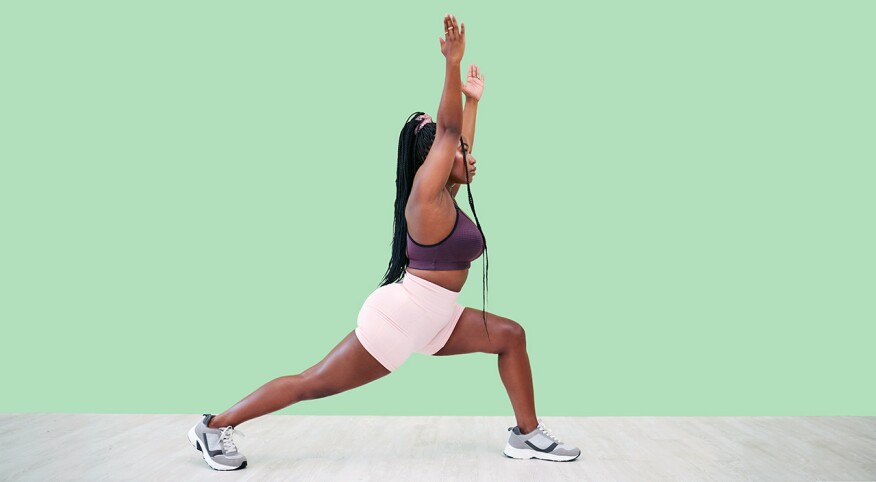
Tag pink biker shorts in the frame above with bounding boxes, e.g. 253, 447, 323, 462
354, 272, 466, 372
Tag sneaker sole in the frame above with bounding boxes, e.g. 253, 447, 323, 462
503, 442, 581, 462
187, 426, 248, 471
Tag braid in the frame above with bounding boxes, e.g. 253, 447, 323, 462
461, 138, 490, 343
379, 112, 435, 287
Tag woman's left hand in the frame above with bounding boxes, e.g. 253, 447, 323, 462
461, 64, 484, 101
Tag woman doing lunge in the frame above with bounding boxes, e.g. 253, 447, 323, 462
187, 14, 580, 470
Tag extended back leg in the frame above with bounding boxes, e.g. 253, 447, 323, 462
208, 329, 391, 429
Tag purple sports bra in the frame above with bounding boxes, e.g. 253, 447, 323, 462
406, 200, 485, 270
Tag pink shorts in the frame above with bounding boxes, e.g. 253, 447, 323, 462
354, 272, 466, 372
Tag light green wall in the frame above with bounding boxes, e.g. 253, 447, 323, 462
1, 1, 873, 416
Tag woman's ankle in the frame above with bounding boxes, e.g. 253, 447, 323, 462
517, 420, 539, 434
207, 415, 228, 429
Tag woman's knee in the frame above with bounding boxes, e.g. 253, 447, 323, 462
498, 318, 526, 350
297, 371, 338, 401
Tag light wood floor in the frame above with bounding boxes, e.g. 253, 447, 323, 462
1, 414, 874, 481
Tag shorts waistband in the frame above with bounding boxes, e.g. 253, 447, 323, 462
402, 271, 461, 307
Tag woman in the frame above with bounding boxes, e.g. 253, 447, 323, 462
187, 14, 580, 471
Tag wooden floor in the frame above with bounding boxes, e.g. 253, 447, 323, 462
1, 414, 874, 481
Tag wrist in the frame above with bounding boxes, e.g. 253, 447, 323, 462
465, 96, 479, 104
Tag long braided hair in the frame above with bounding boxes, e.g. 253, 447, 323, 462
378, 111, 490, 342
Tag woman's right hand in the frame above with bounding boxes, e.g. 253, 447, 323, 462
439, 13, 465, 64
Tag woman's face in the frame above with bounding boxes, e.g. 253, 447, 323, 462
448, 137, 476, 185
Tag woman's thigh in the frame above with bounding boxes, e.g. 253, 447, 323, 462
298, 329, 392, 400
431, 307, 526, 356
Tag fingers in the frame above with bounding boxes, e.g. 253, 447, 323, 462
444, 13, 461, 41
467, 64, 482, 80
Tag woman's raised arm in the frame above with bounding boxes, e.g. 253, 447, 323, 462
435, 14, 465, 134
462, 64, 483, 153
410, 14, 467, 204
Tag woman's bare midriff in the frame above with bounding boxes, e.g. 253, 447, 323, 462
406, 267, 469, 293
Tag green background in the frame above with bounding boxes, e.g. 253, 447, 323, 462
1, 1, 873, 416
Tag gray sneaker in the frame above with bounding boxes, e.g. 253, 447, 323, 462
503, 418, 581, 462
187, 413, 248, 470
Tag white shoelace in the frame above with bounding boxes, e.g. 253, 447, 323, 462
536, 418, 562, 444
218, 426, 245, 453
